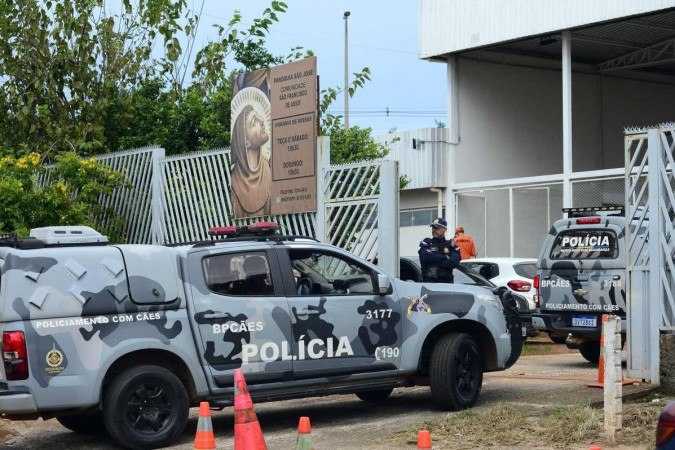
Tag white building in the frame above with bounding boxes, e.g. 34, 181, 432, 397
383, 1, 675, 258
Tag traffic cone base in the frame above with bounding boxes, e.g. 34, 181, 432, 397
233, 369, 267, 450
194, 401, 216, 450
295, 416, 313, 450
417, 429, 432, 449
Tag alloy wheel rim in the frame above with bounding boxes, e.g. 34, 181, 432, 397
126, 383, 174, 434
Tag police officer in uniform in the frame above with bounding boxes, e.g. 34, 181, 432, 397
418, 218, 461, 283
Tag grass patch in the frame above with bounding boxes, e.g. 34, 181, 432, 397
384, 402, 662, 449
520, 341, 554, 356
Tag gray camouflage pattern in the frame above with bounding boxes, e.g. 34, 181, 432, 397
0, 239, 512, 415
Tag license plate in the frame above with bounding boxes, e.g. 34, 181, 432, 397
572, 315, 597, 327
521, 326, 527, 337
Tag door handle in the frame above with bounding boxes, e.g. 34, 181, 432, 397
203, 312, 228, 319
573, 289, 588, 296
296, 309, 320, 316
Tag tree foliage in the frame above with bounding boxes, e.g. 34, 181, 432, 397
0, 0, 407, 237
0, 0, 289, 157
0, 152, 126, 239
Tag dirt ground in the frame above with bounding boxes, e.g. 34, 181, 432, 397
0, 340, 664, 449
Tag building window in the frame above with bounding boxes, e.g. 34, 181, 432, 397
400, 208, 439, 227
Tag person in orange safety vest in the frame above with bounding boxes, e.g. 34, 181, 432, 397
454, 226, 477, 260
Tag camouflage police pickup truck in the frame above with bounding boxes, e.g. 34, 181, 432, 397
0, 223, 519, 449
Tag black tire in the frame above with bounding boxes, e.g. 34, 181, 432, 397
102, 365, 189, 450
579, 340, 601, 364
57, 414, 107, 435
429, 333, 483, 411
549, 333, 567, 345
355, 388, 393, 403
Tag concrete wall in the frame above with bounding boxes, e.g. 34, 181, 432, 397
400, 189, 439, 211
454, 58, 675, 184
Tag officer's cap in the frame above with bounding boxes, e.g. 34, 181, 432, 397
430, 218, 448, 229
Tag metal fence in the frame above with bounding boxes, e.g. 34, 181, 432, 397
47, 145, 398, 273
158, 148, 316, 244
317, 159, 399, 277
625, 123, 675, 383
455, 183, 564, 258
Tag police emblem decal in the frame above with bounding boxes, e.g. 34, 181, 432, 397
45, 344, 65, 375
406, 294, 432, 316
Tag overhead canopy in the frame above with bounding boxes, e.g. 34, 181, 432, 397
490, 9, 675, 76
420, 1, 675, 76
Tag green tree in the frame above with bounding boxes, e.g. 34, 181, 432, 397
0, 153, 127, 239
0, 0, 289, 156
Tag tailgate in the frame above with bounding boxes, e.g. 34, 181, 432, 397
539, 264, 625, 315
539, 224, 626, 316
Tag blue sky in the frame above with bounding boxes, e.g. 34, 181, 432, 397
194, 0, 447, 134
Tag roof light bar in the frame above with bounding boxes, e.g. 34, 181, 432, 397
562, 206, 624, 213
208, 222, 280, 239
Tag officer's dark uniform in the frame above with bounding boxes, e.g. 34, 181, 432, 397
418, 236, 461, 283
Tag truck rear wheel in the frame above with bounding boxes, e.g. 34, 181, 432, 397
102, 364, 189, 450
57, 414, 107, 435
579, 340, 601, 364
429, 333, 483, 411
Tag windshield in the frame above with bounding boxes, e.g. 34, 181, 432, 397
513, 262, 537, 279
455, 265, 495, 287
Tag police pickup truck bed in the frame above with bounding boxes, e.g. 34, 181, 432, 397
0, 224, 518, 449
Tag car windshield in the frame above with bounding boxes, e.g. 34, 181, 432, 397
455, 265, 495, 287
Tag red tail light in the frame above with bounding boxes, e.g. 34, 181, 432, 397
507, 280, 532, 292
3, 331, 29, 380
533, 275, 541, 308
577, 217, 601, 224
657, 401, 675, 448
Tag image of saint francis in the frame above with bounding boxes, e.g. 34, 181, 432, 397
230, 71, 272, 218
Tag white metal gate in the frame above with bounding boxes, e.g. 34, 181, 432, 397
317, 157, 400, 277
625, 123, 675, 382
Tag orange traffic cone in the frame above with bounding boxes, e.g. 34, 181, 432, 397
417, 429, 432, 449
588, 314, 636, 388
295, 416, 313, 450
194, 401, 216, 450
234, 369, 267, 450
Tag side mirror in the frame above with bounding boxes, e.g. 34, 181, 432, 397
376, 274, 391, 295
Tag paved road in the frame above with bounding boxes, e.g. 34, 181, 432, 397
0, 352, 650, 450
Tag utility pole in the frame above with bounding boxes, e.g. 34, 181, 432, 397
343, 11, 350, 129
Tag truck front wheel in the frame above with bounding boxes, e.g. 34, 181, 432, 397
102, 364, 189, 450
429, 333, 483, 411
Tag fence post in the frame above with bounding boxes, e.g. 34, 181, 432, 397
646, 128, 662, 384
316, 137, 330, 243
378, 160, 400, 277
150, 148, 166, 245
604, 314, 622, 444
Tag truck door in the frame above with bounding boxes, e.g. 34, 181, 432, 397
279, 246, 402, 379
540, 225, 625, 329
186, 248, 294, 391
